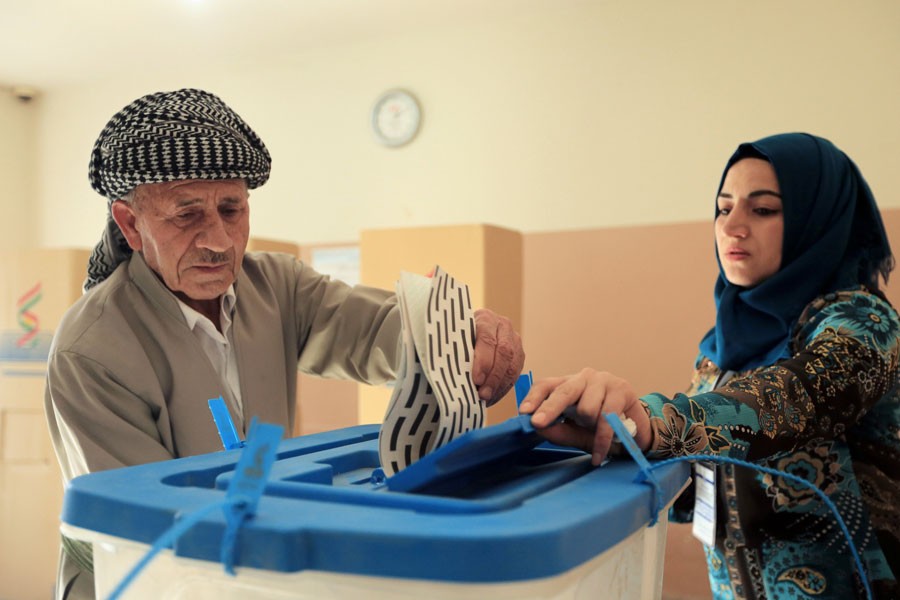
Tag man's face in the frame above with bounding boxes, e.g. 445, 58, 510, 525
112, 179, 250, 307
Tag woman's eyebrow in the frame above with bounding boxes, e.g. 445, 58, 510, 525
718, 189, 782, 199
748, 189, 782, 199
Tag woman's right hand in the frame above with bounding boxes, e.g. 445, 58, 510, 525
518, 368, 651, 465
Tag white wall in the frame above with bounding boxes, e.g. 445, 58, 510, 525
0, 94, 37, 250
30, 0, 900, 249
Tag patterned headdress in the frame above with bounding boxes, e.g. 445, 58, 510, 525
84, 88, 271, 291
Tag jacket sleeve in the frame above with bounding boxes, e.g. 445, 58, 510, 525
642, 291, 900, 462
44, 349, 174, 482
290, 258, 402, 384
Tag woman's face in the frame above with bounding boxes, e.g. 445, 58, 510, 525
715, 158, 784, 288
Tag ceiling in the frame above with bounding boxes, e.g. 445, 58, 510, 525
0, 0, 556, 93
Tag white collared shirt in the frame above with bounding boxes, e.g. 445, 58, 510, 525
176, 285, 243, 431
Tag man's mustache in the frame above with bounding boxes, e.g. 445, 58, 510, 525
193, 249, 232, 264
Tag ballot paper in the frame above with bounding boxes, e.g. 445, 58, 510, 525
378, 266, 484, 476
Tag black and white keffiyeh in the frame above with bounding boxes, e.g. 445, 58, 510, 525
84, 88, 271, 291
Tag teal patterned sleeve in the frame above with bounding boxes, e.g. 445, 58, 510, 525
642, 391, 762, 460
642, 290, 900, 462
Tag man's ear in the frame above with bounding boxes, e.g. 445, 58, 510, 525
110, 200, 143, 252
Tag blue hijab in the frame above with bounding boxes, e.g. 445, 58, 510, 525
699, 133, 894, 372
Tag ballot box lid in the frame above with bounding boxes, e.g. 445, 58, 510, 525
62, 416, 689, 582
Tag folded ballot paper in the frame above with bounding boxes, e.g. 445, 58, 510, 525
378, 266, 485, 476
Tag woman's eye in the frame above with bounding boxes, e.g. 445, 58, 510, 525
718, 208, 731, 216
755, 208, 779, 216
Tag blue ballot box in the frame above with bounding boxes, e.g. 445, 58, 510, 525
61, 416, 690, 599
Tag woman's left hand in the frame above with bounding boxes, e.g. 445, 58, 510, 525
518, 368, 651, 465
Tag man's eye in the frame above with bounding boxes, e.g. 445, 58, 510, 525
175, 212, 198, 222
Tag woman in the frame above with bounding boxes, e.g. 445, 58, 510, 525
520, 133, 899, 599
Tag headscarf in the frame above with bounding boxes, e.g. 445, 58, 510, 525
699, 133, 894, 372
84, 88, 272, 291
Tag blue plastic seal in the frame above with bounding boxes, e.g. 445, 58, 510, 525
514, 371, 534, 408
605, 413, 664, 526
208, 397, 243, 450
220, 418, 283, 574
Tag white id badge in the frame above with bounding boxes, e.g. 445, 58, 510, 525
692, 462, 717, 547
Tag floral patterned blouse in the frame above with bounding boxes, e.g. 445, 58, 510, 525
642, 288, 900, 599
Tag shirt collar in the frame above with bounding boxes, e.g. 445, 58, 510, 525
177, 285, 237, 338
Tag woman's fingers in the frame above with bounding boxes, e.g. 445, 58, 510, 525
521, 369, 649, 464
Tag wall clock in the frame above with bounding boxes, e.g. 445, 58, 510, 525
371, 89, 421, 147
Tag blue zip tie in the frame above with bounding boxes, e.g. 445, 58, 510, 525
602, 413, 874, 600
220, 418, 284, 574
208, 396, 244, 450
106, 499, 233, 600
605, 413, 664, 525
106, 418, 284, 598
514, 371, 534, 409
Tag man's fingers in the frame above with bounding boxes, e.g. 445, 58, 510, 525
472, 309, 524, 404
471, 310, 498, 387
478, 340, 518, 402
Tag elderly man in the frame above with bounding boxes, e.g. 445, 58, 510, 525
45, 88, 525, 599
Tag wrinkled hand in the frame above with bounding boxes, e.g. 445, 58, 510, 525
518, 368, 651, 465
471, 308, 525, 406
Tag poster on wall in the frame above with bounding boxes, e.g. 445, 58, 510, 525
311, 246, 360, 287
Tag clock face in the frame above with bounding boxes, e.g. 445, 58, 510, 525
371, 90, 421, 147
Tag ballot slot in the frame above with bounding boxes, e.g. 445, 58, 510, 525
159, 417, 593, 515
251, 445, 591, 515
407, 449, 592, 501
198, 448, 590, 515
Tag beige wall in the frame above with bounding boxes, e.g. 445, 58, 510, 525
0, 93, 37, 251
14, 0, 899, 251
